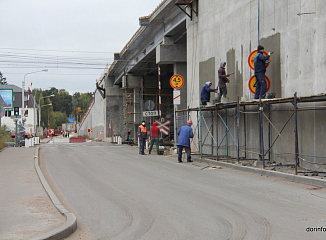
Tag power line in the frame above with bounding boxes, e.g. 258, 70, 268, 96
4, 73, 100, 75
0, 47, 114, 54
0, 59, 111, 66
0, 52, 114, 61
0, 66, 110, 69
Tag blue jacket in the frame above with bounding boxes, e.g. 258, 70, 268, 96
177, 124, 194, 147
254, 52, 270, 74
200, 84, 215, 103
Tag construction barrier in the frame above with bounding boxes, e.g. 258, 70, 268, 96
69, 137, 86, 143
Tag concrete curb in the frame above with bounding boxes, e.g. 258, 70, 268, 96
196, 157, 326, 189
31, 147, 77, 240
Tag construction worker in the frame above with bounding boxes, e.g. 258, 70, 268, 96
138, 120, 148, 155
201, 81, 218, 105
149, 122, 160, 155
254, 45, 270, 99
217, 61, 230, 103
177, 119, 194, 163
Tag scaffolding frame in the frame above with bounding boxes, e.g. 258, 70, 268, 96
123, 90, 174, 141
176, 93, 326, 175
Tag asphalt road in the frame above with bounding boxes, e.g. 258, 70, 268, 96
41, 142, 326, 240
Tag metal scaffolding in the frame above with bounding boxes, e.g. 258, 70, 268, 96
123, 90, 174, 142
176, 93, 326, 175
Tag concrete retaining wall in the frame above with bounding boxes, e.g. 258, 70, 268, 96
79, 84, 106, 138
187, 0, 326, 107
185, 0, 326, 171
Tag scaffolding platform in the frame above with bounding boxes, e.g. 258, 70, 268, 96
176, 93, 326, 175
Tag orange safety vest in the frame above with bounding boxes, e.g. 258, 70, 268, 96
139, 125, 147, 132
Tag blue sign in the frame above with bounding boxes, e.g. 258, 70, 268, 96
67, 117, 75, 124
0, 89, 13, 111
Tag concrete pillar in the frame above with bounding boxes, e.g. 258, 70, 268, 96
105, 76, 124, 137
174, 63, 187, 110
173, 62, 187, 146
156, 42, 187, 147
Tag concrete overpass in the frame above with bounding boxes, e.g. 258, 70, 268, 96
79, 0, 188, 142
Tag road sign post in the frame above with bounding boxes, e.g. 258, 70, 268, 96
170, 74, 184, 144
170, 74, 184, 89
87, 128, 92, 139
173, 90, 181, 105
143, 111, 159, 117
0, 106, 3, 140
248, 75, 271, 94
248, 50, 270, 70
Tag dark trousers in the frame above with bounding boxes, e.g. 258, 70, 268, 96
177, 145, 191, 162
254, 73, 267, 99
217, 83, 227, 102
149, 137, 159, 154
139, 138, 146, 154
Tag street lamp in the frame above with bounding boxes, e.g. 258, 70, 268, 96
37, 94, 55, 134
39, 103, 52, 136
22, 69, 48, 122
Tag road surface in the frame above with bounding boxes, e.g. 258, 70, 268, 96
41, 142, 326, 240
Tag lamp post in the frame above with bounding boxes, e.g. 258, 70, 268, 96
22, 69, 48, 124
37, 94, 54, 135
39, 103, 52, 136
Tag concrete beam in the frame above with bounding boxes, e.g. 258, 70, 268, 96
156, 44, 186, 64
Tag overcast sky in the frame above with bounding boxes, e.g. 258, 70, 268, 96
0, 0, 162, 94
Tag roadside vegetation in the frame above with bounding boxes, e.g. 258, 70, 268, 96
0, 125, 11, 150
32, 87, 93, 129
0, 139, 5, 150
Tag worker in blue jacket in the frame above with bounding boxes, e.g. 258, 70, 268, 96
177, 120, 194, 163
254, 45, 270, 99
201, 81, 218, 105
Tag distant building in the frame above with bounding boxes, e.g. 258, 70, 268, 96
0, 84, 37, 134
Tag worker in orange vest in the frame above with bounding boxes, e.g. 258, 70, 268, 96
138, 120, 148, 155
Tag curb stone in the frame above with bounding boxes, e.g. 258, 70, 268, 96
196, 157, 326, 189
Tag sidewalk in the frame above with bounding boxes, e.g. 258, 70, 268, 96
0, 146, 65, 240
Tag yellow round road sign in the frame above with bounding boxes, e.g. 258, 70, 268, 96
170, 74, 184, 89
248, 50, 270, 70
248, 75, 271, 94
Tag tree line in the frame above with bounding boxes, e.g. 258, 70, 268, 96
33, 87, 93, 129
1, 71, 93, 130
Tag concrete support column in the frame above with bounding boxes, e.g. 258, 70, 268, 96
105, 77, 124, 138
174, 63, 187, 110
173, 62, 187, 146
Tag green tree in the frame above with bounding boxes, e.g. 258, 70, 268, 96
79, 92, 93, 113
32, 87, 93, 129
72, 92, 81, 112
52, 89, 72, 116
72, 92, 93, 122
54, 111, 68, 129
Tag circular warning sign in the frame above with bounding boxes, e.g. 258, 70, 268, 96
248, 75, 271, 94
170, 74, 184, 89
248, 50, 270, 70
